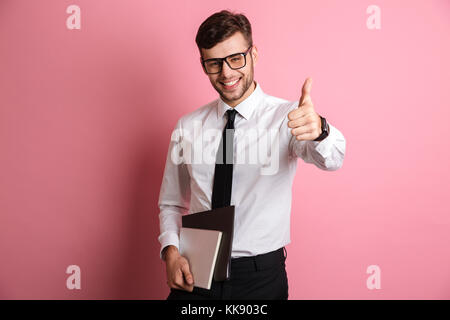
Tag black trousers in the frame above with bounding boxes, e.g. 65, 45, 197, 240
167, 247, 288, 300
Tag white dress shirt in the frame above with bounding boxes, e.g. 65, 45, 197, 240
158, 81, 346, 258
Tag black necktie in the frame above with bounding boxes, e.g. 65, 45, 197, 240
211, 109, 237, 209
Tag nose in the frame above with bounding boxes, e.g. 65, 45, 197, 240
220, 60, 234, 78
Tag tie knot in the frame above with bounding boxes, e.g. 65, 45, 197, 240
226, 109, 237, 123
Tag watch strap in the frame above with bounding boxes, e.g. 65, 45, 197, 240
314, 115, 329, 141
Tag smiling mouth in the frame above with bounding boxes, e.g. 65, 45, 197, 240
220, 77, 241, 90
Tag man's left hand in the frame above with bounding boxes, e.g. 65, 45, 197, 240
287, 77, 323, 141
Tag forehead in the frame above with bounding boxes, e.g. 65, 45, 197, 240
201, 32, 249, 59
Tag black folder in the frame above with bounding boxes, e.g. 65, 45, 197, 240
182, 205, 235, 282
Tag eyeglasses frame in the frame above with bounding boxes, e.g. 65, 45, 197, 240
200, 45, 253, 74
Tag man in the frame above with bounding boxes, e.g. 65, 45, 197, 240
158, 10, 346, 300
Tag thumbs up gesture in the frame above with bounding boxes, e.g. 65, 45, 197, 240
287, 78, 323, 141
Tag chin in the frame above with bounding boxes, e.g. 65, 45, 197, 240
221, 89, 244, 102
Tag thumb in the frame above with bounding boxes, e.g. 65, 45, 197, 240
299, 77, 312, 106
181, 262, 194, 285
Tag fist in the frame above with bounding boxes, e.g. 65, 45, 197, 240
287, 78, 323, 141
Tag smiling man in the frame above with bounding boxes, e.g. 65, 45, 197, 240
158, 10, 346, 300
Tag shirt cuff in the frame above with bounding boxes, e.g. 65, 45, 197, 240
310, 122, 339, 159
158, 231, 180, 260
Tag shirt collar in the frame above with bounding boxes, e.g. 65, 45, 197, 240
217, 80, 264, 121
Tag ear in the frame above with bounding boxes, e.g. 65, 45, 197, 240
252, 45, 258, 66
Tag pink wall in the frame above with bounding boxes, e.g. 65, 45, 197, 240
1, 0, 449, 299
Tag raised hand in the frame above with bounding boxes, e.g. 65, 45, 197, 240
287, 78, 323, 141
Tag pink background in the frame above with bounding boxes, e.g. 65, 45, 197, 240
1, 0, 449, 299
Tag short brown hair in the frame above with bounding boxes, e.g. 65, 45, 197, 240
195, 10, 253, 55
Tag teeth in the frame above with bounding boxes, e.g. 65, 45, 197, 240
223, 79, 239, 86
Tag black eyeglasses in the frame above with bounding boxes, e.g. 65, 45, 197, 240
201, 46, 253, 74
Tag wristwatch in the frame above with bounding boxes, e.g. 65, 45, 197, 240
314, 115, 330, 141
